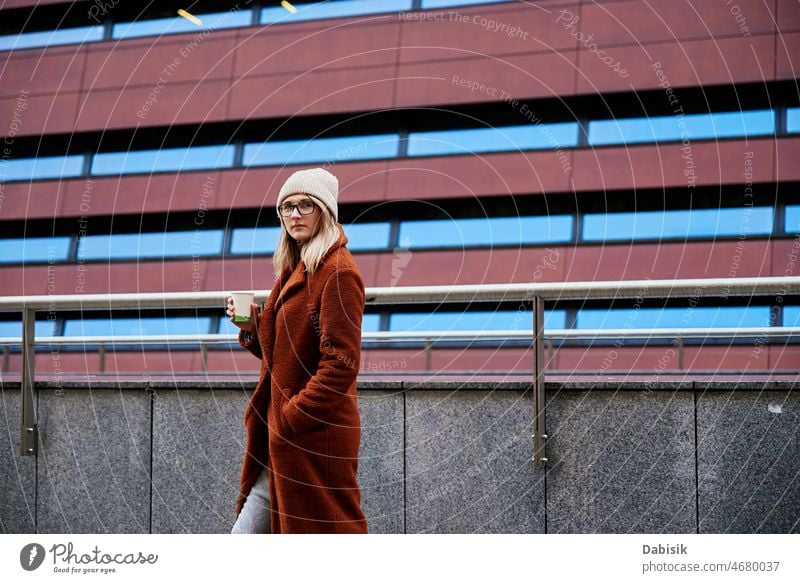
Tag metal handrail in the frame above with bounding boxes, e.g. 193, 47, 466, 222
0, 275, 797, 311
5, 276, 799, 464
1, 326, 799, 347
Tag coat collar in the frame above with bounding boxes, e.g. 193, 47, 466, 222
272, 223, 349, 309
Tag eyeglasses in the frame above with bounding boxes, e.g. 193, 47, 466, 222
277, 199, 317, 217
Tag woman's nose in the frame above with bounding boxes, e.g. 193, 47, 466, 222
290, 206, 302, 217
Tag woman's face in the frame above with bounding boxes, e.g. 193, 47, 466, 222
279, 193, 323, 244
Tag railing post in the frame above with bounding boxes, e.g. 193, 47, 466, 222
200, 341, 208, 372
424, 338, 432, 371
677, 336, 684, 370
532, 295, 547, 467
2, 345, 9, 373
98, 342, 106, 373
20, 308, 37, 456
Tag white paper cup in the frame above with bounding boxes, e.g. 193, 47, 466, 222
230, 291, 255, 323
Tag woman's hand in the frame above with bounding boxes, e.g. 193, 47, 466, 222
226, 297, 259, 334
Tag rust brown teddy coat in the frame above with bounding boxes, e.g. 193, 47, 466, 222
235, 223, 368, 533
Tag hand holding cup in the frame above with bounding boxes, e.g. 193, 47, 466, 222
226, 292, 258, 333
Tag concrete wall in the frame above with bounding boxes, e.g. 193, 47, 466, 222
1, 377, 797, 534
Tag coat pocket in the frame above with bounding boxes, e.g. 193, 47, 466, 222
280, 397, 325, 435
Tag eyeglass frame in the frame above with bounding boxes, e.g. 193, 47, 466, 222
276, 196, 320, 217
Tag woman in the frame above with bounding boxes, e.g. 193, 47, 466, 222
227, 167, 368, 534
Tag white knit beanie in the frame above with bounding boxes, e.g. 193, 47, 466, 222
277, 167, 339, 222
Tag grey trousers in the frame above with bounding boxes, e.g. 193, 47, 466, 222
231, 467, 271, 534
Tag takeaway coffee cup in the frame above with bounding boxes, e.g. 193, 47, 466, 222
229, 291, 255, 323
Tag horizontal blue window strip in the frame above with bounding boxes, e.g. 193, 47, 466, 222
0, 237, 71, 263
1, 155, 85, 182
0, 25, 104, 51
77, 231, 224, 260
588, 109, 775, 146
398, 215, 573, 248
583, 207, 773, 241
786, 206, 800, 234
407, 123, 578, 156
64, 318, 213, 337
0, 321, 57, 338
422, 0, 509, 7
787, 108, 800, 134
390, 310, 567, 332
261, 0, 412, 23
343, 222, 391, 250
362, 313, 381, 332
784, 306, 800, 327
576, 306, 771, 329
219, 312, 382, 334
230, 227, 282, 255
112, 10, 253, 40
219, 318, 238, 334
243, 134, 399, 167
235, 223, 385, 254
91, 145, 235, 175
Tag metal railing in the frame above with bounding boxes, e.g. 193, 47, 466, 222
2, 276, 799, 466
6, 326, 800, 378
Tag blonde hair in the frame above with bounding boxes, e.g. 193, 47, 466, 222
272, 197, 340, 277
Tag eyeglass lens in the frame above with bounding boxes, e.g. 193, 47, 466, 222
279, 200, 315, 216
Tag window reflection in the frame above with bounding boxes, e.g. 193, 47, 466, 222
2, 204, 787, 265
0, 236, 71, 263
588, 109, 774, 146
422, 0, 509, 6
389, 310, 567, 331
583, 207, 773, 241
64, 317, 213, 336
2, 108, 785, 183
230, 223, 392, 254
788, 108, 800, 134
399, 215, 573, 248
783, 306, 800, 327
77, 230, 224, 260
230, 227, 282, 255
91, 145, 235, 175
1, 155, 85, 182
0, 320, 57, 338
342, 222, 391, 250
362, 313, 381, 332
219, 312, 382, 333
0, 25, 104, 51
0, 1, 519, 52
786, 206, 800, 234
261, 0, 412, 23
112, 10, 252, 40
576, 306, 770, 329
408, 123, 578, 156
243, 134, 399, 167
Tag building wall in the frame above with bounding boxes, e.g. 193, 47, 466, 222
2, 1, 798, 134
1, 1, 798, 374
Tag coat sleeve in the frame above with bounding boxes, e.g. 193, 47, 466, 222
237, 306, 262, 360
282, 268, 364, 434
